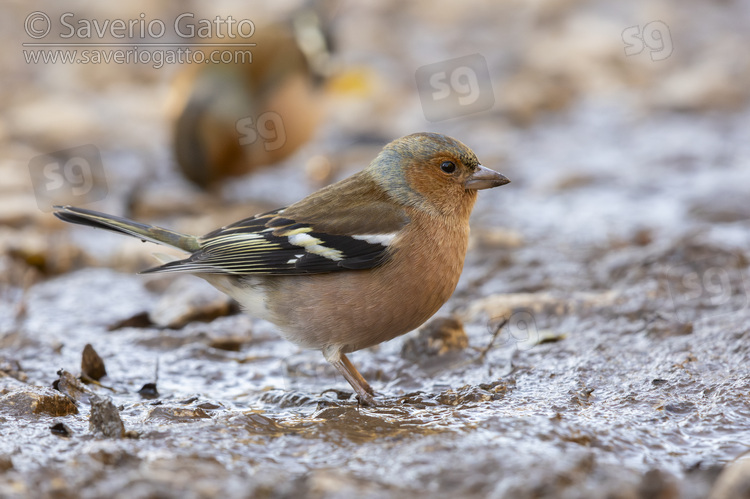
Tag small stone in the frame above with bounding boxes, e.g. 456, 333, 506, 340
137, 382, 159, 400
50, 422, 73, 437
431, 381, 512, 406
53, 369, 91, 402
81, 344, 107, 381
638, 469, 679, 499
207, 336, 245, 351
89, 394, 125, 438
147, 406, 212, 423
107, 311, 153, 331
648, 318, 694, 337
89, 449, 139, 466
0, 387, 78, 417
401, 316, 468, 361
0, 358, 26, 382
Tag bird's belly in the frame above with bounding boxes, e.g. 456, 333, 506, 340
265, 254, 464, 352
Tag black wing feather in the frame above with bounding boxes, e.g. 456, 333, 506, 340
141, 208, 397, 276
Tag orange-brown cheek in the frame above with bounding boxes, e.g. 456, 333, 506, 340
406, 166, 447, 195
405, 166, 468, 215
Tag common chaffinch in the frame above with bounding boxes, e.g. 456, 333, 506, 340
170, 14, 331, 188
54, 133, 510, 405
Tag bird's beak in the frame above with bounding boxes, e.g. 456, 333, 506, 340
464, 165, 510, 190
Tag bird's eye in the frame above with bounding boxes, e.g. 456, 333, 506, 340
440, 161, 456, 174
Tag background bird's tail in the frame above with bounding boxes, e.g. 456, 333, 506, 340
53, 206, 201, 253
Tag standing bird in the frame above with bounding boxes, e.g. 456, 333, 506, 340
54, 133, 510, 405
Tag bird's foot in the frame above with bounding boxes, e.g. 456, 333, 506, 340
325, 351, 378, 406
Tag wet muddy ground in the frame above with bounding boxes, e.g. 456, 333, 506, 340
2, 1, 750, 498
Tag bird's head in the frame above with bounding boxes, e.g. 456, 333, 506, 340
367, 132, 510, 217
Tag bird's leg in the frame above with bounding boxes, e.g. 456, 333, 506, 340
323, 349, 377, 406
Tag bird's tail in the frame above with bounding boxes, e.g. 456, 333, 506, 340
53, 205, 201, 253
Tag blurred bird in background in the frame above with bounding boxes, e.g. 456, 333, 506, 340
169, 7, 333, 188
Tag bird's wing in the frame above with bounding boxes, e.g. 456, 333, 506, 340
142, 177, 409, 275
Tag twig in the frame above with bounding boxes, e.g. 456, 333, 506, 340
79, 373, 117, 392
476, 318, 508, 364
